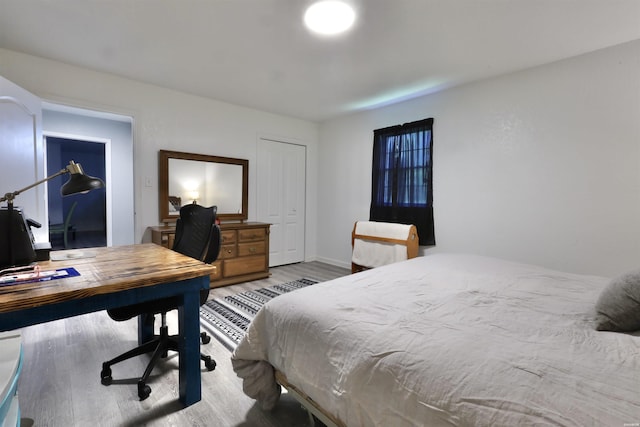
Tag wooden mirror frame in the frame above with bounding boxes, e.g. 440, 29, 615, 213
159, 150, 249, 223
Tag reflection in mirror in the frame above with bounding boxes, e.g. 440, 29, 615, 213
159, 150, 248, 222
168, 158, 243, 215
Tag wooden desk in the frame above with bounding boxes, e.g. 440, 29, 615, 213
0, 243, 215, 407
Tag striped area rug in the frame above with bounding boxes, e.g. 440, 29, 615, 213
200, 278, 318, 350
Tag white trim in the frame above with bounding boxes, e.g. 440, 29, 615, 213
313, 255, 350, 269
42, 101, 132, 123
0, 93, 46, 241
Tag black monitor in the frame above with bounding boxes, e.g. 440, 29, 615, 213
0, 207, 37, 269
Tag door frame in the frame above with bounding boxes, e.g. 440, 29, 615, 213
0, 79, 45, 242
44, 131, 113, 246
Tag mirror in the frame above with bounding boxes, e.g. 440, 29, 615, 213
159, 150, 248, 222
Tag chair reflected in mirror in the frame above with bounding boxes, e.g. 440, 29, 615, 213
49, 201, 77, 249
168, 195, 181, 213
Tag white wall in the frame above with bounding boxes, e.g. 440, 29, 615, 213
0, 48, 320, 258
2, 41, 639, 277
318, 40, 640, 277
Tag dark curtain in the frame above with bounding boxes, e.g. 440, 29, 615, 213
370, 118, 435, 245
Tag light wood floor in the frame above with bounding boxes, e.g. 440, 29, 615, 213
17, 261, 350, 427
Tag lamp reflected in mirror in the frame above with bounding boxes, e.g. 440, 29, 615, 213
189, 191, 199, 205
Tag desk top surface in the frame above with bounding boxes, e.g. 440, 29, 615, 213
0, 243, 215, 314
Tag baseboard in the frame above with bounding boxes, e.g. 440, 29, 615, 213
312, 255, 350, 270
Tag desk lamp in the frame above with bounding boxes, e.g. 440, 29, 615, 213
0, 160, 105, 268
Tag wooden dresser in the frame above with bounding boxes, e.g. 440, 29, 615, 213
149, 222, 270, 288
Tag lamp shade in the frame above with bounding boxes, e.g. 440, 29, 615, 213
61, 172, 105, 196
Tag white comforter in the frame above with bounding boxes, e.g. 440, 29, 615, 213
231, 254, 640, 426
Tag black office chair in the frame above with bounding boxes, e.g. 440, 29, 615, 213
100, 204, 221, 401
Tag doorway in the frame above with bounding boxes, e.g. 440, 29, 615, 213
45, 135, 108, 250
42, 103, 134, 248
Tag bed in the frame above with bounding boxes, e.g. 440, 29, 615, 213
231, 254, 640, 426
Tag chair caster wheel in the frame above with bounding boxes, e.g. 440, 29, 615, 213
200, 332, 211, 344
101, 366, 113, 386
203, 356, 216, 371
138, 382, 151, 401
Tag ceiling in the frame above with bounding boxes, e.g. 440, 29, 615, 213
1, 0, 639, 122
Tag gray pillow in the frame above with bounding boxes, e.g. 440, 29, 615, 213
595, 269, 640, 332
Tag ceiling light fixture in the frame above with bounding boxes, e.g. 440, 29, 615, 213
304, 1, 356, 36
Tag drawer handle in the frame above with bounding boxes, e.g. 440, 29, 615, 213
226, 249, 233, 254
249, 247, 256, 253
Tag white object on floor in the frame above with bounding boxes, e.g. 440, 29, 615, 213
0, 331, 22, 427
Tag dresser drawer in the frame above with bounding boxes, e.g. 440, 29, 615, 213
158, 232, 175, 248
221, 230, 237, 244
223, 255, 267, 277
220, 244, 237, 259
238, 228, 265, 242
237, 241, 266, 257
210, 260, 222, 280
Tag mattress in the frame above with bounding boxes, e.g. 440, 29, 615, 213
232, 254, 640, 426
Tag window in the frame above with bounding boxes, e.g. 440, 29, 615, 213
370, 118, 434, 245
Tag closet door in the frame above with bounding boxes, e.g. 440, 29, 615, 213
0, 76, 45, 241
257, 138, 306, 266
